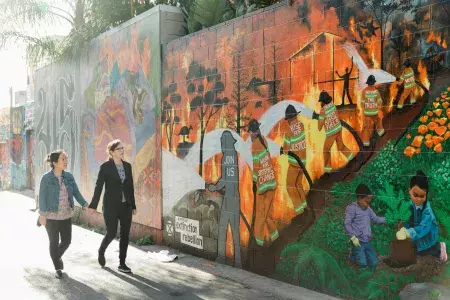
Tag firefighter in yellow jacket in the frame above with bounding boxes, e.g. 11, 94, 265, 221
248, 119, 279, 247
318, 91, 354, 173
396, 59, 417, 109
361, 75, 385, 147
280, 105, 307, 215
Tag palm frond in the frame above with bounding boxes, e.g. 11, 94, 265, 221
0, 0, 74, 27
190, 0, 228, 28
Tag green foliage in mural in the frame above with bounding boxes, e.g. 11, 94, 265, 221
376, 182, 411, 226
277, 84, 450, 299
277, 242, 352, 297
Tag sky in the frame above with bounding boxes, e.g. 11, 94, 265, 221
0, 1, 72, 109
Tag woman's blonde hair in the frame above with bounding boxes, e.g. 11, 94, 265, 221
107, 139, 122, 158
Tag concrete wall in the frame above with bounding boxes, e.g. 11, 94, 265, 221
161, 0, 450, 298
34, 5, 185, 241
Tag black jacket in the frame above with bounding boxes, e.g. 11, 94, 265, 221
89, 159, 136, 211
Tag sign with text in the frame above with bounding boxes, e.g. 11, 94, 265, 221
175, 216, 203, 249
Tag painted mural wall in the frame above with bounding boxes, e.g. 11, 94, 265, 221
32, 6, 180, 230
0, 108, 10, 189
34, 61, 82, 193
162, 0, 450, 299
10, 106, 27, 190
78, 11, 162, 228
24, 103, 35, 189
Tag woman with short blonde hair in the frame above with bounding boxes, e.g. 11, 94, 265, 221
89, 139, 136, 273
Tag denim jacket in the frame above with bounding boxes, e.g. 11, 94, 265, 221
39, 170, 88, 214
405, 200, 439, 252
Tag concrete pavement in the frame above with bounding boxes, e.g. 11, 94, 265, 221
1, 190, 338, 300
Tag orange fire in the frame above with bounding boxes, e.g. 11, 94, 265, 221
427, 31, 448, 49
239, 156, 253, 247
389, 81, 399, 112
417, 59, 430, 92
404, 29, 412, 46
349, 17, 356, 36
225, 222, 234, 260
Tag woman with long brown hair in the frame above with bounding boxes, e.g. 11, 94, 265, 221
89, 139, 136, 273
38, 150, 92, 278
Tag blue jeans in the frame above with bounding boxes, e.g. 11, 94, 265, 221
350, 241, 378, 267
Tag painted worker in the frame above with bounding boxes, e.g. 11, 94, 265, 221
248, 119, 279, 247
280, 105, 307, 216
360, 75, 385, 147
317, 91, 354, 173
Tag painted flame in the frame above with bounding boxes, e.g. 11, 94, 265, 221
427, 31, 448, 49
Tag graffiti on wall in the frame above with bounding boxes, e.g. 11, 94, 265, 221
24, 102, 35, 189
34, 69, 80, 193
10, 107, 26, 190
79, 16, 161, 228
0, 108, 10, 189
162, 0, 450, 298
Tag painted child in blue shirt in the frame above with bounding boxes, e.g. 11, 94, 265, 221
397, 170, 447, 263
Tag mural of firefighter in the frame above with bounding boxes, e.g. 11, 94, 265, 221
207, 131, 241, 267
162, 0, 449, 299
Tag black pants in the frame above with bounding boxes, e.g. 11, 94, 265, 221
45, 218, 72, 270
99, 202, 132, 264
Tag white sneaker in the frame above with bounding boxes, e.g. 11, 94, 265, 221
440, 242, 447, 263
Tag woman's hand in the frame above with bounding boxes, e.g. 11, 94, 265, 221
39, 215, 47, 227
132, 209, 137, 216
84, 203, 96, 215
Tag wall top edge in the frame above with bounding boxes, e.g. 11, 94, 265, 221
34, 4, 183, 73
163, 0, 288, 48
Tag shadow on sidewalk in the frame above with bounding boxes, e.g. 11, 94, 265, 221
103, 267, 204, 300
24, 268, 108, 300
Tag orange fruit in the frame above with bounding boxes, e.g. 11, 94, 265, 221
445, 131, 450, 140
435, 126, 447, 136
404, 146, 416, 158
432, 136, 444, 145
437, 118, 448, 126
425, 140, 434, 148
434, 143, 443, 152
412, 136, 424, 147
428, 122, 438, 131
418, 125, 429, 134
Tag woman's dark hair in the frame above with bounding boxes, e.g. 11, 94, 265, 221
410, 170, 428, 191
107, 139, 122, 158
46, 150, 65, 169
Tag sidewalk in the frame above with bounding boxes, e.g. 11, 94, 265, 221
1, 190, 339, 300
